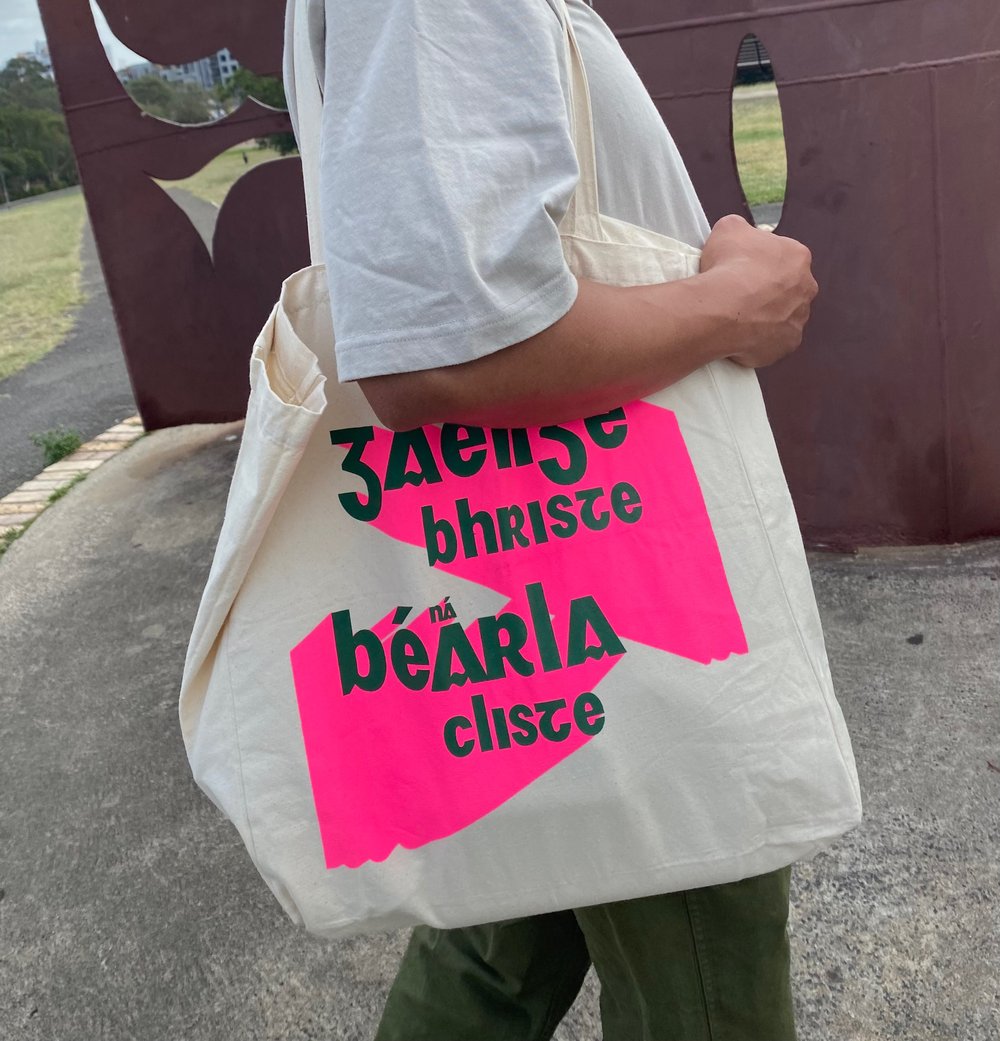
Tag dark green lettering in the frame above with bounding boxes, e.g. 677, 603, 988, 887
509, 704, 538, 746
573, 692, 606, 736
536, 699, 571, 742
576, 486, 611, 530
491, 428, 533, 469
479, 612, 535, 679
526, 581, 562, 672
497, 505, 531, 550
611, 481, 643, 523
330, 610, 386, 694
330, 426, 382, 521
389, 629, 429, 690
510, 428, 533, 466
491, 707, 512, 749
546, 494, 578, 539
422, 505, 457, 565
584, 408, 628, 449
470, 693, 493, 751
432, 623, 488, 691
538, 425, 588, 485
491, 427, 512, 468
456, 498, 499, 558
566, 595, 626, 666
444, 716, 474, 757
384, 428, 442, 490
441, 424, 487, 477
525, 500, 550, 543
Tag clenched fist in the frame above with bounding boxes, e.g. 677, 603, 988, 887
699, 214, 819, 368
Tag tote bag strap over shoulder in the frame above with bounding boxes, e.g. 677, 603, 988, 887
553, 0, 605, 242
283, 0, 327, 263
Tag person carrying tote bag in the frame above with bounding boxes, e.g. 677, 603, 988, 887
180, 0, 862, 1036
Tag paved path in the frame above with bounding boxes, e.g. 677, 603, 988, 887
752, 201, 784, 227
2, 185, 82, 210
0, 423, 996, 1040
0, 219, 135, 499
165, 187, 219, 256
0, 188, 219, 500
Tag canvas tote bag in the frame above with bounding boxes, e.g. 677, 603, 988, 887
180, 0, 861, 938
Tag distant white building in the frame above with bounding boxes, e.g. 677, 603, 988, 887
117, 48, 240, 91
118, 60, 158, 83
14, 41, 54, 78
211, 49, 240, 87
32, 41, 53, 73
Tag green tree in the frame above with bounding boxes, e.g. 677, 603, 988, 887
217, 69, 297, 156
0, 57, 60, 112
0, 58, 78, 199
124, 75, 213, 124
219, 67, 287, 110
123, 75, 173, 119
169, 83, 214, 124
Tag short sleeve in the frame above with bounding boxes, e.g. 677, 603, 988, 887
318, 0, 580, 381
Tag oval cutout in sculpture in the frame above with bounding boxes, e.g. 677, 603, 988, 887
731, 34, 787, 229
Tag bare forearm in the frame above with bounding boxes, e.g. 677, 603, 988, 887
359, 216, 818, 431
360, 273, 736, 430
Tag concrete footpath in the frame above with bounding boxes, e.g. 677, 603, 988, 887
0, 186, 218, 500
0, 218, 136, 500
0, 423, 997, 1041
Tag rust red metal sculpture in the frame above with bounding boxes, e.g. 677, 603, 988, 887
605, 0, 1000, 547
40, 0, 1000, 547
37, 0, 309, 430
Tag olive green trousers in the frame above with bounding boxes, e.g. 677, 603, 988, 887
375, 866, 796, 1041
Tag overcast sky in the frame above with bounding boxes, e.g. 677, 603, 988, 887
1, 0, 145, 71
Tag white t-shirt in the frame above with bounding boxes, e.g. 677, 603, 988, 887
295, 0, 710, 381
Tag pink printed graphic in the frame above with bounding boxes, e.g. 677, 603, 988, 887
290, 401, 747, 869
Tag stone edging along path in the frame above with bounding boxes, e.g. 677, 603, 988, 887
0, 416, 144, 541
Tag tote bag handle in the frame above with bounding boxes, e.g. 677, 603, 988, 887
556, 0, 607, 242
284, 0, 327, 263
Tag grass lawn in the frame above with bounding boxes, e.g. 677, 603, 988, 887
732, 90, 787, 207
0, 190, 87, 382
158, 143, 284, 207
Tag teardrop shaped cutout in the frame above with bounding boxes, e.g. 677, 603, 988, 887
153, 141, 285, 256
731, 33, 787, 229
